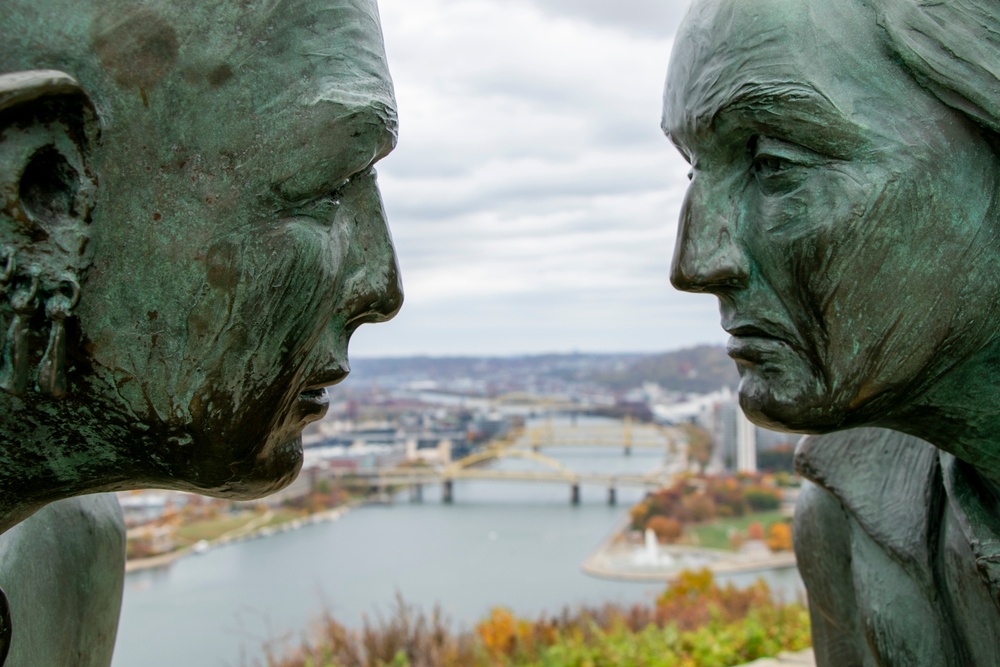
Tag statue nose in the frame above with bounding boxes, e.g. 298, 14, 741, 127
355, 247, 403, 327
670, 178, 749, 294
340, 170, 403, 330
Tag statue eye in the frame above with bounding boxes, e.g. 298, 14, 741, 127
748, 136, 791, 176
752, 155, 788, 175
746, 135, 820, 195
281, 176, 354, 224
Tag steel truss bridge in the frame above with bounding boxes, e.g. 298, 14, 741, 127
526, 416, 680, 455
336, 444, 682, 505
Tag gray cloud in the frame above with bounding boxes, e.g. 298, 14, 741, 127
465, 0, 691, 39
354, 0, 712, 356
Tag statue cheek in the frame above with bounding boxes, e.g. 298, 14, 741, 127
746, 167, 872, 312
175, 224, 345, 435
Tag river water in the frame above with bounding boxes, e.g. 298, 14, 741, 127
112, 418, 802, 667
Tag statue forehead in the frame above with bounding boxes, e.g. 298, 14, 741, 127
662, 0, 884, 143
89, 0, 398, 198
91, 0, 395, 111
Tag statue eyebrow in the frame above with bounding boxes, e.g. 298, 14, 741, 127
667, 79, 862, 160
714, 81, 846, 127
710, 82, 866, 156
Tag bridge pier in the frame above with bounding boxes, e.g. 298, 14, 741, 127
571, 483, 580, 505
443, 479, 454, 504
623, 416, 632, 456
608, 487, 617, 506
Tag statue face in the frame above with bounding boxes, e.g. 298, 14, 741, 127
69, 0, 402, 497
663, 0, 1000, 433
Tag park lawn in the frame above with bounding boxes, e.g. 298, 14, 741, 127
175, 509, 307, 546
175, 514, 259, 544
261, 509, 307, 529
689, 510, 788, 550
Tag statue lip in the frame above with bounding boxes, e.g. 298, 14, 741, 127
298, 387, 330, 420
723, 322, 794, 345
724, 323, 798, 363
297, 364, 350, 420
299, 387, 329, 403
301, 363, 351, 393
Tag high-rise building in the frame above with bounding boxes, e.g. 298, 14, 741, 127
736, 407, 757, 473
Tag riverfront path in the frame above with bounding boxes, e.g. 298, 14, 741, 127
735, 649, 815, 666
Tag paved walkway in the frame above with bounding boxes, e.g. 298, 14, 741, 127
737, 649, 815, 666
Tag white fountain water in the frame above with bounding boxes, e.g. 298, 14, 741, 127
631, 528, 676, 567
644, 528, 658, 560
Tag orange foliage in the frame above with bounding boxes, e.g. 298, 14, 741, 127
476, 608, 519, 656
655, 568, 776, 632
746, 522, 765, 541
646, 516, 684, 543
767, 522, 793, 552
475, 607, 557, 661
682, 493, 717, 522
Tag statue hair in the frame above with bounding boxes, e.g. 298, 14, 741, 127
876, 0, 1000, 135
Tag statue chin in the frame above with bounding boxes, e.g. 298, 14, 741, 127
735, 365, 841, 436
216, 436, 304, 500
145, 416, 307, 500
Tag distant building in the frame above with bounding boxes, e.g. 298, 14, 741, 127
736, 407, 757, 473
405, 436, 453, 465
668, 389, 788, 474
126, 523, 177, 557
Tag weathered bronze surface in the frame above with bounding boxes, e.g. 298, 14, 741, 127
664, 0, 1000, 663
0, 0, 402, 661
0, 0, 401, 526
0, 495, 124, 666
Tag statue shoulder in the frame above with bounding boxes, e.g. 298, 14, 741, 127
795, 427, 940, 570
0, 495, 124, 667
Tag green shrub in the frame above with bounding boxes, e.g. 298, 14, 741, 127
262, 570, 810, 667
743, 488, 781, 512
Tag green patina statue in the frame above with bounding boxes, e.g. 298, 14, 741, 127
0, 496, 124, 666
664, 0, 1000, 664
0, 0, 402, 662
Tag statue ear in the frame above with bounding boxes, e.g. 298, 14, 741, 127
0, 71, 99, 398
0, 70, 98, 253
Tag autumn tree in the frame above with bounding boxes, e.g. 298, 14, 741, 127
647, 516, 684, 544
767, 522, 794, 552
744, 486, 781, 511
681, 423, 713, 472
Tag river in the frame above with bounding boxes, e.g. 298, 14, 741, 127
112, 418, 802, 667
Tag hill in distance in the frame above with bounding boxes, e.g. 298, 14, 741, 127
348, 345, 739, 396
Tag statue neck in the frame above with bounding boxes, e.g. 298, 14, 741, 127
0, 393, 138, 535
880, 338, 1000, 488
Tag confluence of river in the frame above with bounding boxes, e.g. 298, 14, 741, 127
112, 417, 802, 667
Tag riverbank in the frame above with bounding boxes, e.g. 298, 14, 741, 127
737, 648, 815, 666
114, 427, 803, 667
581, 514, 797, 583
126, 501, 360, 573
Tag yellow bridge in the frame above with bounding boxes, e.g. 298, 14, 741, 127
340, 443, 679, 505
526, 416, 680, 455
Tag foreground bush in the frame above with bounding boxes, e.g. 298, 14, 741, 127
262, 569, 809, 667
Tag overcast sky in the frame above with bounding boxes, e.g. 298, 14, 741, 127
349, 0, 724, 357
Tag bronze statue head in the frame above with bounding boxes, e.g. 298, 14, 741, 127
0, 0, 402, 528
663, 0, 1000, 452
